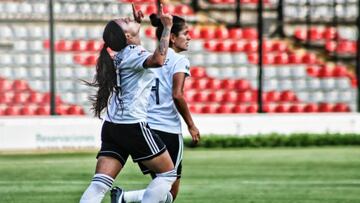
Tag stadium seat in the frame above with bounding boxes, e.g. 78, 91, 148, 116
237, 91, 253, 103
201, 104, 217, 114
67, 105, 85, 115
206, 78, 222, 90
193, 92, 208, 102
318, 103, 333, 113
221, 91, 237, 103
289, 104, 304, 113
207, 91, 223, 102
232, 104, 246, 113
303, 103, 318, 112
190, 66, 207, 78
216, 104, 233, 113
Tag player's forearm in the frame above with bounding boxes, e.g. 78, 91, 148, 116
145, 27, 171, 67
173, 95, 195, 128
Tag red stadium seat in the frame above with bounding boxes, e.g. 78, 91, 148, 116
215, 41, 230, 52
207, 91, 223, 102
242, 28, 257, 40
86, 40, 102, 52
220, 79, 236, 90
294, 28, 306, 41
72, 40, 87, 52
4, 106, 20, 116
84, 55, 97, 66
200, 27, 215, 39
244, 41, 258, 53
302, 53, 317, 64
288, 104, 303, 113
234, 79, 250, 91
274, 104, 289, 113
274, 53, 289, 64
279, 91, 297, 102
288, 53, 302, 64
56, 105, 68, 115
189, 104, 202, 113
323, 27, 337, 40
27, 92, 43, 104
12, 80, 29, 92
35, 106, 50, 115
192, 78, 208, 90
206, 78, 221, 90
73, 54, 86, 65
214, 27, 229, 39
216, 104, 233, 113
232, 104, 246, 113
190, 66, 206, 78
303, 103, 318, 112
230, 41, 245, 52
332, 65, 347, 77
144, 27, 156, 38
237, 91, 253, 103
189, 27, 201, 39
246, 104, 258, 113
0, 92, 14, 104
67, 105, 84, 115
308, 27, 322, 41
55, 40, 72, 52
318, 103, 333, 113
333, 103, 350, 112
0, 79, 12, 91
229, 28, 242, 39
221, 91, 237, 103
203, 40, 217, 51
41, 93, 63, 105
12, 92, 29, 104
318, 66, 333, 78
19, 105, 37, 115
271, 41, 287, 52
263, 53, 275, 64
193, 92, 208, 102
264, 91, 280, 103
306, 66, 319, 77
174, 4, 194, 16
201, 104, 217, 113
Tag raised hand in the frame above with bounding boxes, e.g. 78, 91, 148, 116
132, 3, 144, 23
159, 4, 173, 28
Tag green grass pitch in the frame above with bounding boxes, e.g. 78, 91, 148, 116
0, 147, 360, 203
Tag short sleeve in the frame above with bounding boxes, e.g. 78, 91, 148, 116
125, 46, 151, 71
173, 57, 191, 77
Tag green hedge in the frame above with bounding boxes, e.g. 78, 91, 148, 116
183, 133, 360, 148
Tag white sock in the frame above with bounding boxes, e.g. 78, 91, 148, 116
124, 189, 145, 202
124, 190, 173, 203
79, 173, 114, 203
141, 170, 177, 203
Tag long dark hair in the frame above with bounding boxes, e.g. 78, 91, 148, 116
86, 20, 127, 118
149, 13, 186, 45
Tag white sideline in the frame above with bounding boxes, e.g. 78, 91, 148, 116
0, 113, 359, 150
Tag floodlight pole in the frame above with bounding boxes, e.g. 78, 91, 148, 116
48, 0, 56, 115
257, 0, 264, 113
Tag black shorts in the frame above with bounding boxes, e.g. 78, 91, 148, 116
138, 130, 183, 179
96, 121, 166, 166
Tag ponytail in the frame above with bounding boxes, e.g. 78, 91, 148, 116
85, 20, 127, 118
86, 44, 117, 118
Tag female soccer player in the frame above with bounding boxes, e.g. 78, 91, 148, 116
79, 5, 177, 203
111, 12, 200, 203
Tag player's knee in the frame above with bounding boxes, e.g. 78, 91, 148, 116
156, 169, 177, 185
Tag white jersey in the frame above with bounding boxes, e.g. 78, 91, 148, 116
147, 48, 191, 134
105, 45, 154, 124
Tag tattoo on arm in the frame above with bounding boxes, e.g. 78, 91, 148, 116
159, 28, 171, 55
